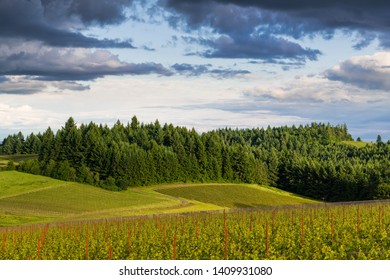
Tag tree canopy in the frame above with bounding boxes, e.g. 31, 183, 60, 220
1, 117, 389, 201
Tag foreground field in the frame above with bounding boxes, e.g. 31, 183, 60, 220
1, 201, 389, 260
0, 171, 317, 227
1, 171, 389, 260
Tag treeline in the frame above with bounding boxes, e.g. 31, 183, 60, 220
1, 132, 41, 155
1, 117, 390, 201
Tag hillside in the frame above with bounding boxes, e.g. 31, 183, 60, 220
155, 184, 316, 208
0, 171, 176, 226
1, 117, 389, 202
0, 171, 318, 227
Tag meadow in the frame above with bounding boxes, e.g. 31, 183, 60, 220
155, 184, 315, 208
1, 171, 389, 260
0, 171, 315, 227
0, 171, 180, 226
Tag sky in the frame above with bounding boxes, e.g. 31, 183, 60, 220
0, 0, 389, 141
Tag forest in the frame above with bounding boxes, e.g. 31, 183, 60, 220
1, 116, 390, 202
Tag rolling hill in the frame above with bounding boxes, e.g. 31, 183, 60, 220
154, 183, 316, 208
0, 171, 318, 227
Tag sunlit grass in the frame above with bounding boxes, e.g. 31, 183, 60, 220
155, 183, 318, 208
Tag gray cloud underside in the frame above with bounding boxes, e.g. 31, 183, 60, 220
200, 35, 321, 61
326, 65, 390, 91
0, 25, 134, 49
50, 0, 133, 26
0, 0, 134, 48
0, 45, 248, 92
0, 45, 173, 89
171, 63, 250, 77
0, 77, 89, 94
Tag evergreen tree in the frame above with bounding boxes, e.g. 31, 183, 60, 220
3, 116, 389, 201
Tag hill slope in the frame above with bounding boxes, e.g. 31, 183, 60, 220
154, 184, 317, 208
0, 171, 319, 227
0, 171, 178, 226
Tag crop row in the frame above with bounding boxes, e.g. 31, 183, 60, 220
1, 202, 390, 260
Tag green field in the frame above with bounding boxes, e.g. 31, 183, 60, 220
342, 141, 373, 148
0, 171, 179, 226
0, 171, 318, 227
156, 184, 316, 208
3, 171, 390, 260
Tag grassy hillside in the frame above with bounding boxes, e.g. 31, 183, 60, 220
0, 171, 179, 226
155, 184, 317, 208
342, 140, 373, 148
0, 171, 319, 227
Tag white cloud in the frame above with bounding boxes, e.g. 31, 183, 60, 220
0, 102, 64, 138
245, 75, 384, 104
325, 52, 390, 91
0, 74, 308, 139
1, 59, 389, 142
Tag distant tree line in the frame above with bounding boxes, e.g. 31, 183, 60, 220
1, 116, 390, 201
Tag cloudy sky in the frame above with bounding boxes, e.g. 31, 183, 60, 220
0, 0, 389, 141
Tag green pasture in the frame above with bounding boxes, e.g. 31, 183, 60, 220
0, 171, 318, 227
0, 171, 177, 226
155, 183, 317, 208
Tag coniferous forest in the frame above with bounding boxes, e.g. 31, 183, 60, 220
1, 116, 390, 202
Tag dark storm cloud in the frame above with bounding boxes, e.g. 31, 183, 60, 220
163, 0, 389, 30
0, 0, 134, 48
0, 0, 174, 87
65, 0, 132, 26
159, 0, 390, 49
156, 1, 323, 62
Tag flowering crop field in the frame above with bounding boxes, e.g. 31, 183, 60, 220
1, 201, 390, 260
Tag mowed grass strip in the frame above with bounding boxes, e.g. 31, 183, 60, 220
156, 184, 318, 208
